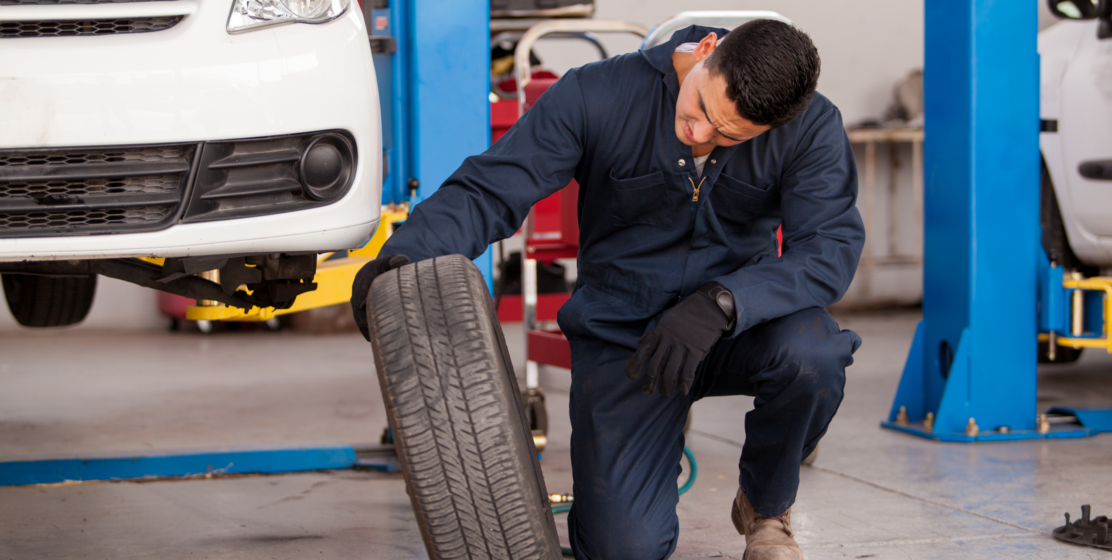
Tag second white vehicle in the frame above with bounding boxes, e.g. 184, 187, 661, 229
1040, 0, 1112, 271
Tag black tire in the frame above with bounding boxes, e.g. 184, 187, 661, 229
1039, 160, 1086, 364
1038, 340, 1084, 364
1041, 159, 1096, 275
367, 254, 561, 560
524, 389, 549, 436
1, 274, 97, 328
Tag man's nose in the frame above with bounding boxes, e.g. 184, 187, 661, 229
693, 121, 716, 143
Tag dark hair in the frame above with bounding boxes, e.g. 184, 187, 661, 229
705, 19, 820, 129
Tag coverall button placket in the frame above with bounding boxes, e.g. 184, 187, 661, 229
678, 145, 733, 296
676, 146, 729, 295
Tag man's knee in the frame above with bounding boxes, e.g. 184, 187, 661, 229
761, 308, 857, 393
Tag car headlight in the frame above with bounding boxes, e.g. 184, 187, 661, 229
227, 0, 349, 33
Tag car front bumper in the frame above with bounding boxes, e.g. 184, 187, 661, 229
0, 0, 381, 261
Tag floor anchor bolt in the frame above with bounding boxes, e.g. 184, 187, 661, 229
896, 406, 909, 426
965, 418, 979, 437
1038, 414, 1051, 434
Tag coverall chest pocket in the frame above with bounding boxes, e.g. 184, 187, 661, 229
609, 170, 674, 231
711, 173, 773, 233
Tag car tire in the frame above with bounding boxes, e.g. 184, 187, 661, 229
1039, 160, 1087, 364
1041, 159, 1095, 275
1038, 340, 1083, 364
1, 274, 97, 328
366, 254, 561, 560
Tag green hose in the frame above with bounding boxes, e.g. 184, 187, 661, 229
554, 446, 698, 557
677, 446, 698, 495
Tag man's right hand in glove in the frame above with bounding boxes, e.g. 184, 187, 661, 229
350, 254, 410, 341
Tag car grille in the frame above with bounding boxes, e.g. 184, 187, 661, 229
0, 145, 197, 237
0, 16, 182, 37
0, 176, 182, 198
0, 132, 357, 238
0, 207, 174, 230
0, 146, 190, 167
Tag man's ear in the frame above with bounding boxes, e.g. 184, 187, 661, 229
693, 32, 718, 63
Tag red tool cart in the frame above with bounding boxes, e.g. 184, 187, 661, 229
494, 20, 651, 449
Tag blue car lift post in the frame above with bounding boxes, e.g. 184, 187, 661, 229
882, 0, 1112, 442
0, 0, 492, 486
370, 0, 493, 291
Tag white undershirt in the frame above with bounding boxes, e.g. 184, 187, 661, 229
693, 154, 710, 178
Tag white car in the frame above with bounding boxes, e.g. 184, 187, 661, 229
1040, 0, 1112, 272
0, 0, 382, 326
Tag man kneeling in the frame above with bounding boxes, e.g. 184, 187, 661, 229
353, 19, 864, 559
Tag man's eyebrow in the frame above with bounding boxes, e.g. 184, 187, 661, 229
697, 90, 744, 143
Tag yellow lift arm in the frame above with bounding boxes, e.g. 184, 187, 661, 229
1038, 274, 1112, 353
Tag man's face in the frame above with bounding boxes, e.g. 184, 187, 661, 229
675, 36, 770, 149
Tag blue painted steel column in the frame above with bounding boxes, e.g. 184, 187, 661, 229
885, 0, 1042, 440
405, 0, 493, 291
371, 0, 404, 205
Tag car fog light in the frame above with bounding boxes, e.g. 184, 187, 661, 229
300, 134, 354, 202
227, 0, 348, 34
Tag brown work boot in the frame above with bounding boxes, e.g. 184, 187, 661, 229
730, 489, 804, 560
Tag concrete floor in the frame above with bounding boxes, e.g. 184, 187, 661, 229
1, 310, 1110, 559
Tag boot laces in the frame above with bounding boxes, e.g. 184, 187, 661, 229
755, 513, 794, 538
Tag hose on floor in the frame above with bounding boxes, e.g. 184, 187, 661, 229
554, 446, 698, 557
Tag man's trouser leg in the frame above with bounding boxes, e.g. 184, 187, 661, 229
566, 307, 859, 559
695, 307, 860, 518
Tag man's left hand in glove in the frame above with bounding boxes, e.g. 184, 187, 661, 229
350, 254, 410, 342
623, 282, 737, 397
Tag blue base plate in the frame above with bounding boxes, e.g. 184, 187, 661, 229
1048, 407, 1112, 432
880, 421, 1095, 442
0, 442, 357, 486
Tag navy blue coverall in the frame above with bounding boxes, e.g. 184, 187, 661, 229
381, 25, 864, 559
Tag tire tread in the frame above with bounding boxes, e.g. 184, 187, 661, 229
367, 255, 560, 560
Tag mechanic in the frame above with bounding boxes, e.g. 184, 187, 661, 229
352, 20, 863, 560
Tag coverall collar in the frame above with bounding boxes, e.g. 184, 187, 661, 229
639, 24, 731, 97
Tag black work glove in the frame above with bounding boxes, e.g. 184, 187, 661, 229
351, 254, 410, 341
623, 282, 737, 397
